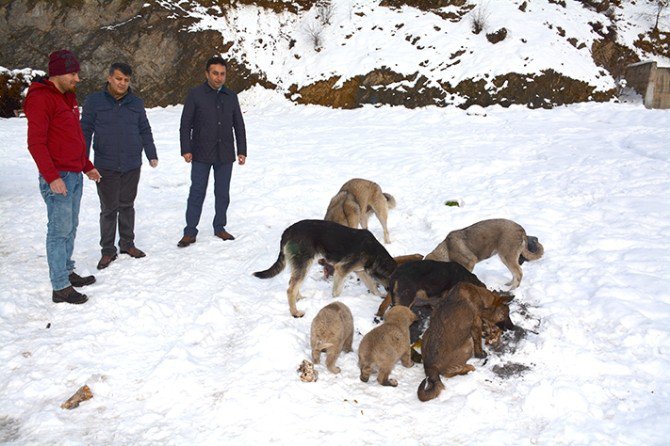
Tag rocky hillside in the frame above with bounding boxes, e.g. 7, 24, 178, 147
0, 0, 668, 115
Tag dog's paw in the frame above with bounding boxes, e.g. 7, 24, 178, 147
383, 378, 398, 387
292, 310, 305, 318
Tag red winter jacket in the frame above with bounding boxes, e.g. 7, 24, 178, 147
24, 78, 95, 184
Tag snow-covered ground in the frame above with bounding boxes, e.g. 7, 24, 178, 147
0, 91, 669, 445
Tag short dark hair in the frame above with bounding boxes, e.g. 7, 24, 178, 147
206, 56, 227, 71
109, 62, 132, 77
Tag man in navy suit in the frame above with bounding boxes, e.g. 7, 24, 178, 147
177, 56, 247, 247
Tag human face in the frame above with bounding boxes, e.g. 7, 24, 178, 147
107, 69, 131, 97
51, 72, 80, 94
205, 64, 226, 90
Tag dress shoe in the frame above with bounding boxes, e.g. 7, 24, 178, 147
120, 246, 146, 258
68, 272, 96, 287
97, 253, 118, 270
52, 286, 88, 304
177, 235, 196, 247
215, 230, 235, 241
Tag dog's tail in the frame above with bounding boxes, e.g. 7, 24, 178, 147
383, 192, 396, 210
520, 235, 544, 264
315, 341, 334, 351
253, 245, 286, 279
417, 369, 445, 402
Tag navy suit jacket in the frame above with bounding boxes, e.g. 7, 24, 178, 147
179, 82, 247, 164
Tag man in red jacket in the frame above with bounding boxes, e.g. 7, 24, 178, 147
24, 49, 101, 304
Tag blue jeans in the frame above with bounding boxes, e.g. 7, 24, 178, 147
39, 172, 83, 291
184, 161, 233, 237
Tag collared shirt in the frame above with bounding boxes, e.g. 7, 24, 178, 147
179, 82, 247, 164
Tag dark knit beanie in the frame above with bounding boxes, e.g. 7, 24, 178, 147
48, 50, 80, 77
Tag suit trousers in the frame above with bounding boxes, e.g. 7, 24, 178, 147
184, 161, 233, 237
96, 167, 141, 256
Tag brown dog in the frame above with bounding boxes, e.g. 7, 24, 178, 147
358, 306, 417, 387
324, 178, 396, 244
413, 284, 514, 359
310, 302, 354, 374
416, 283, 514, 402
425, 219, 544, 289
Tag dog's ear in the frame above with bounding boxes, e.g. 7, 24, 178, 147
410, 290, 429, 308
399, 305, 418, 322
410, 290, 440, 309
496, 317, 516, 331
492, 289, 515, 303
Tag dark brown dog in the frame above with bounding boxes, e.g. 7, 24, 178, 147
253, 220, 397, 318
416, 282, 514, 402
413, 284, 514, 359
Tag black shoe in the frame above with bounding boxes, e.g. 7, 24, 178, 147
97, 254, 118, 270
120, 247, 146, 258
69, 272, 96, 287
52, 286, 88, 304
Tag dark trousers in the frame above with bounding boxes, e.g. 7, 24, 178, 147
96, 167, 141, 256
184, 161, 233, 237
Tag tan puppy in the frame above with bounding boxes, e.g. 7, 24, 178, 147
425, 218, 544, 289
358, 306, 417, 387
416, 283, 514, 402
310, 302, 354, 374
324, 178, 396, 244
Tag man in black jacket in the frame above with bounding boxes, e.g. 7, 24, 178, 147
178, 56, 247, 247
81, 62, 158, 269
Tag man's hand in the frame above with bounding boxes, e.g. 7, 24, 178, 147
150, 159, 158, 168
50, 178, 67, 196
183, 153, 192, 163
85, 168, 101, 182
238, 155, 246, 165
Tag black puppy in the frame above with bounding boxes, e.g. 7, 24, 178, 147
377, 260, 501, 343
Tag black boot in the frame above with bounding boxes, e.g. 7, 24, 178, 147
68, 272, 96, 287
52, 286, 88, 304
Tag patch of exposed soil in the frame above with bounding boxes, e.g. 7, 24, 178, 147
0, 416, 21, 443
492, 362, 532, 379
